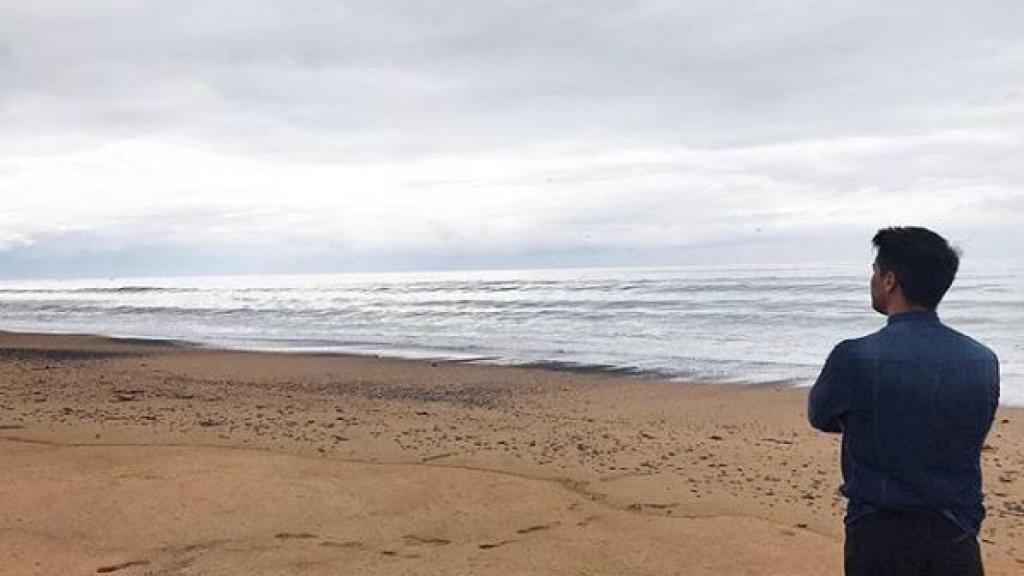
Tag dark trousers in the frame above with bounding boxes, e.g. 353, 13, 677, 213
845, 510, 983, 576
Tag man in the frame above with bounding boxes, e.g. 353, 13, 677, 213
809, 226, 1000, 576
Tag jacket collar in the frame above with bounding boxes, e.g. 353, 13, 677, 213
887, 310, 940, 325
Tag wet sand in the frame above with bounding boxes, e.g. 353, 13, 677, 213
1, 331, 1023, 574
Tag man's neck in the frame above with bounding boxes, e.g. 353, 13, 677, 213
886, 302, 932, 316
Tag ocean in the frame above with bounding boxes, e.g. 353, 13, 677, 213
1, 263, 1021, 404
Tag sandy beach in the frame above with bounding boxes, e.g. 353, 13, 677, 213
1, 331, 1023, 575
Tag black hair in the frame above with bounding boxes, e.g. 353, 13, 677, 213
872, 226, 961, 310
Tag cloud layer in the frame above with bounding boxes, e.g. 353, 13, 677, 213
1, 1, 1022, 276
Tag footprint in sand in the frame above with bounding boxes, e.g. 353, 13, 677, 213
403, 535, 452, 546
320, 540, 365, 549
274, 532, 318, 540
96, 560, 150, 573
479, 540, 517, 550
380, 549, 422, 559
516, 522, 559, 535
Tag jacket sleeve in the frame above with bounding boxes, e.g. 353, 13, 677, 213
988, 351, 1001, 422
809, 341, 850, 434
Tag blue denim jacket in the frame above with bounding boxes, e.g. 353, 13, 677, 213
809, 311, 1000, 534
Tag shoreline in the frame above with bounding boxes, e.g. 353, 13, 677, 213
0, 327, 815, 390
2, 331, 1023, 574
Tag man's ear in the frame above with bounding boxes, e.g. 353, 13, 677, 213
883, 270, 898, 294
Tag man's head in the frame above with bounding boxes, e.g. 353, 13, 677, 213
870, 227, 961, 315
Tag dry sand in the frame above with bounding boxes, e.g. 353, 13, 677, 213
1, 331, 1023, 575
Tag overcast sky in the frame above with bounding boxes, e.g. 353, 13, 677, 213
1, 1, 1022, 278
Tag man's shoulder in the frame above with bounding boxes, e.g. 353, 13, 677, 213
937, 323, 1000, 364
830, 330, 885, 360
827, 322, 998, 367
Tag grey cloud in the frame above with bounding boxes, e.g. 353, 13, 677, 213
1, 1, 1022, 278
3, 1, 1023, 159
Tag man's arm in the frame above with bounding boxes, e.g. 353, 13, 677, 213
808, 341, 850, 434
987, 351, 1000, 423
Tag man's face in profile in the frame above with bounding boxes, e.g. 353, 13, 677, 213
870, 261, 887, 315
